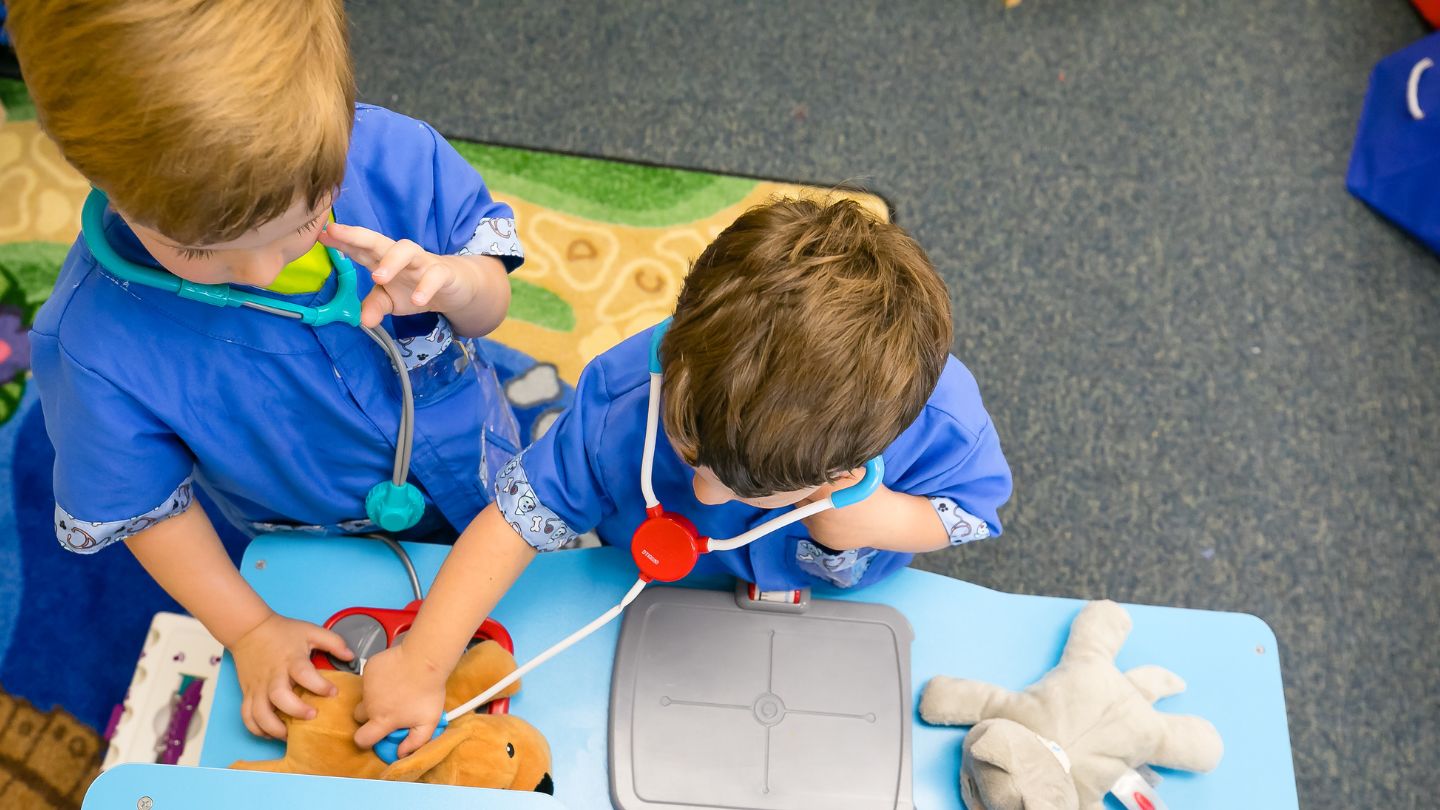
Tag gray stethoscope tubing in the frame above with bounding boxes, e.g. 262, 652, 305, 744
362, 326, 415, 490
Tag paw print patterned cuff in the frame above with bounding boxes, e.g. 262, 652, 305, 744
494, 454, 575, 552
394, 315, 455, 372
458, 217, 524, 270
928, 496, 992, 546
55, 478, 195, 554
795, 539, 878, 589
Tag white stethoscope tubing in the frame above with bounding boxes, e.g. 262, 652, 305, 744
439, 364, 839, 722
640, 372, 663, 509
444, 576, 648, 722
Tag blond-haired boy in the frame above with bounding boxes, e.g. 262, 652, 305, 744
8, 0, 525, 740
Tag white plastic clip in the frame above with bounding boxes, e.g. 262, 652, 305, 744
1111, 768, 1170, 810
1408, 58, 1434, 121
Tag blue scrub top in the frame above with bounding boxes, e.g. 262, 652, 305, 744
32, 104, 524, 552
494, 327, 1013, 591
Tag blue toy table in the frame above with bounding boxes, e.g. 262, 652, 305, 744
194, 536, 1298, 809
83, 762, 564, 808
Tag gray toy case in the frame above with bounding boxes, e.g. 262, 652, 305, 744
609, 585, 915, 809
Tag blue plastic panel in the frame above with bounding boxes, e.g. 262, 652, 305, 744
197, 536, 1297, 809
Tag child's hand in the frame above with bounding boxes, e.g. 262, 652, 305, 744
229, 612, 354, 740
353, 643, 449, 758
318, 222, 503, 329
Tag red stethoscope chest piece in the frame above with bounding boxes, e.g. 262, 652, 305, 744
630, 506, 708, 582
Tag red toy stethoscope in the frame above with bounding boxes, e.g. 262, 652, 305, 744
375, 317, 884, 762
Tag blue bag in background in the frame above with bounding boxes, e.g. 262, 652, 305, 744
1348, 32, 1440, 255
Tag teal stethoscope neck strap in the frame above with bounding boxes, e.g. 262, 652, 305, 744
80, 188, 362, 328
82, 188, 422, 535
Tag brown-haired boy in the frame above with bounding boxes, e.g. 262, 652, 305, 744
357, 198, 1013, 756
8, 1, 526, 742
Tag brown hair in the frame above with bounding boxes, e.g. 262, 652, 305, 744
661, 197, 953, 498
6, 0, 354, 245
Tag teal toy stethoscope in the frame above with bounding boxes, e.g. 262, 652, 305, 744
80, 188, 427, 532
82, 189, 887, 761
373, 318, 885, 763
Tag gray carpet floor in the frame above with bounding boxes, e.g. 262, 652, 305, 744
347, 1, 1439, 806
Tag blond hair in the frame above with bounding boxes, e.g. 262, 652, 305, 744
661, 198, 953, 497
6, 0, 354, 244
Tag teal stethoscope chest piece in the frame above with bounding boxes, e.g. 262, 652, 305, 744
80, 188, 426, 532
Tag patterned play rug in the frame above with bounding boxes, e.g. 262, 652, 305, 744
0, 78, 885, 806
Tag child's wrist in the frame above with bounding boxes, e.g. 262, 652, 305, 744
397, 638, 452, 684
217, 605, 276, 649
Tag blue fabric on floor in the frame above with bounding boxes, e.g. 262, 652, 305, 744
1, 389, 242, 729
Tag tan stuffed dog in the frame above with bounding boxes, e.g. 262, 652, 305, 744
919, 600, 1222, 810
231, 640, 553, 794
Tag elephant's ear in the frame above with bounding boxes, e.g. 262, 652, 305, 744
962, 719, 1080, 810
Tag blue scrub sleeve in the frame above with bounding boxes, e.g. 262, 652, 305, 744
31, 332, 197, 553
493, 360, 616, 551
896, 413, 1012, 546
424, 126, 523, 269
352, 106, 523, 270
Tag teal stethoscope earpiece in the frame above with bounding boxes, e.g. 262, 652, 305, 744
81, 187, 424, 533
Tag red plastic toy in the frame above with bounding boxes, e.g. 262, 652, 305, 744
1416, 0, 1440, 27
310, 602, 515, 715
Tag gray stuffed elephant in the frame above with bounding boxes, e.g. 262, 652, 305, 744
919, 600, 1223, 810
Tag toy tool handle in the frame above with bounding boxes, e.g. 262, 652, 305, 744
375, 714, 448, 764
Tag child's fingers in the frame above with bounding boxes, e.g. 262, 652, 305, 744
318, 222, 395, 267
290, 660, 338, 698
353, 701, 370, 726
269, 679, 315, 723
409, 263, 455, 308
371, 239, 425, 285
398, 723, 438, 759
240, 695, 263, 739
307, 625, 354, 662
252, 692, 290, 740
361, 286, 396, 328
353, 717, 392, 750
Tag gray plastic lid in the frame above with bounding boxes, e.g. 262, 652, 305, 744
610, 586, 914, 809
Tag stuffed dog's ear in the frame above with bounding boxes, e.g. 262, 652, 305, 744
377, 714, 522, 789
444, 641, 521, 711
376, 725, 474, 784
378, 713, 554, 793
